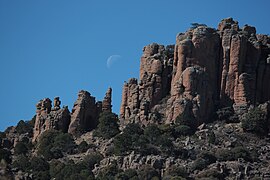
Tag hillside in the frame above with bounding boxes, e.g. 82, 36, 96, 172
0, 18, 270, 180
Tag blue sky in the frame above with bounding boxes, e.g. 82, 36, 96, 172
0, 0, 269, 131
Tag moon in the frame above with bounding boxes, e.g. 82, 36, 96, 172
106, 55, 122, 69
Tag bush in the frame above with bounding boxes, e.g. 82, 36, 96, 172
175, 112, 196, 130
144, 124, 162, 143
137, 165, 160, 180
78, 141, 90, 153
96, 161, 120, 180
0, 148, 11, 164
198, 152, 217, 165
191, 158, 209, 171
190, 23, 207, 29
14, 142, 28, 155
208, 131, 216, 144
50, 160, 94, 180
0, 131, 6, 139
12, 155, 30, 171
37, 130, 76, 160
30, 156, 50, 172
113, 123, 144, 155
196, 169, 223, 179
216, 146, 255, 162
173, 125, 193, 137
115, 169, 139, 180
164, 165, 188, 178
241, 107, 268, 135
82, 152, 103, 169
94, 112, 120, 139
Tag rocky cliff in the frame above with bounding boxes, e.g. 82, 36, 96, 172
120, 17, 270, 126
33, 88, 113, 141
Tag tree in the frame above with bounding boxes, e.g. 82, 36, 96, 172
190, 23, 207, 29
77, 141, 89, 153
12, 155, 30, 171
113, 123, 144, 155
14, 142, 28, 155
241, 107, 268, 135
0, 149, 11, 164
37, 130, 76, 160
144, 124, 162, 143
94, 112, 120, 139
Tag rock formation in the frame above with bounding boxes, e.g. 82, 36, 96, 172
68, 90, 101, 136
120, 18, 270, 126
120, 43, 174, 125
102, 87, 112, 112
68, 88, 112, 136
33, 97, 70, 142
33, 88, 113, 140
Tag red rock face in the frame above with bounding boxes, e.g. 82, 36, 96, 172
120, 43, 174, 125
33, 97, 70, 142
68, 90, 100, 136
120, 18, 270, 125
33, 88, 113, 140
168, 26, 220, 124
68, 88, 112, 136
102, 87, 112, 112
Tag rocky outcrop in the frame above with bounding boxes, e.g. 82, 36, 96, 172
68, 88, 112, 136
120, 18, 270, 126
167, 25, 220, 124
68, 90, 101, 136
33, 97, 70, 142
120, 43, 174, 125
102, 87, 112, 112
33, 88, 113, 140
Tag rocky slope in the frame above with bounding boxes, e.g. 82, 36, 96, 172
0, 18, 270, 180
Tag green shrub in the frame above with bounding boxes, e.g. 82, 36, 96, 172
33, 171, 50, 180
191, 158, 208, 171
173, 125, 193, 137
216, 146, 254, 162
115, 169, 139, 180
175, 112, 196, 130
241, 108, 268, 135
37, 130, 76, 160
78, 141, 90, 153
196, 169, 223, 179
144, 124, 162, 143
94, 112, 120, 139
190, 23, 207, 29
151, 111, 163, 123
157, 134, 173, 153
164, 165, 188, 178
113, 123, 144, 155
96, 161, 120, 180
30, 156, 50, 172
208, 131, 216, 144
137, 165, 160, 180
14, 142, 28, 155
12, 155, 30, 171
82, 152, 103, 169
159, 124, 174, 137
198, 152, 217, 165
50, 160, 94, 180
231, 146, 254, 162
0, 131, 6, 139
0, 148, 11, 164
